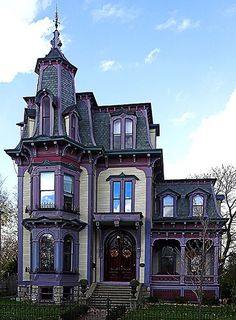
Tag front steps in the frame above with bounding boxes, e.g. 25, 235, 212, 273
88, 283, 131, 308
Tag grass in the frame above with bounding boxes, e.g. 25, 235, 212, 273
123, 304, 236, 320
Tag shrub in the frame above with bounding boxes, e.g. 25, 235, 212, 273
106, 305, 127, 320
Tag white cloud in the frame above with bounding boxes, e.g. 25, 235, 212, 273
92, 3, 138, 22
155, 18, 200, 32
165, 89, 236, 178
170, 112, 195, 125
0, 0, 53, 83
100, 60, 122, 72
145, 48, 160, 64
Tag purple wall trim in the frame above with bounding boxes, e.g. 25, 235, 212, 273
82, 163, 94, 284
17, 166, 28, 285
139, 166, 152, 285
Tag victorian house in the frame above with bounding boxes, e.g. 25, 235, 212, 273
5, 18, 226, 303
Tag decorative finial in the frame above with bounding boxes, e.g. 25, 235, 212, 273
54, 5, 59, 30
51, 6, 62, 50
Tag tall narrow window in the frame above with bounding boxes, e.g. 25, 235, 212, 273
42, 96, 50, 136
40, 234, 54, 272
125, 119, 133, 148
124, 181, 132, 212
71, 114, 76, 140
63, 235, 73, 272
113, 181, 121, 212
64, 174, 74, 211
113, 120, 121, 150
40, 172, 55, 208
163, 195, 174, 217
193, 195, 204, 217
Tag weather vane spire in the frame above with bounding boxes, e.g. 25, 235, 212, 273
51, 5, 62, 50
54, 5, 59, 30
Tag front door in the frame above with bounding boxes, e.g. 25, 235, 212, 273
104, 231, 136, 281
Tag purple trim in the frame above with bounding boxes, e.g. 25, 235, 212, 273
82, 163, 94, 284
139, 166, 152, 285
17, 166, 27, 284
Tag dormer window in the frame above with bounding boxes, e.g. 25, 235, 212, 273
63, 111, 80, 142
111, 115, 136, 150
42, 96, 51, 136
163, 195, 174, 217
192, 195, 204, 217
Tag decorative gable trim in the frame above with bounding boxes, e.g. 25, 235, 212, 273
106, 172, 139, 181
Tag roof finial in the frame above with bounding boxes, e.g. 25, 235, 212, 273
51, 6, 62, 50
54, 5, 59, 30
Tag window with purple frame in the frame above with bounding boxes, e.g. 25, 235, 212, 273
42, 96, 51, 136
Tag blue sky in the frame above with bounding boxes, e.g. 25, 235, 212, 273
1, 0, 236, 191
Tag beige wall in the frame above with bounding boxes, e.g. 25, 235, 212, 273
97, 167, 147, 282
22, 172, 31, 281
79, 166, 89, 278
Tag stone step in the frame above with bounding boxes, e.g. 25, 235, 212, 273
89, 283, 132, 308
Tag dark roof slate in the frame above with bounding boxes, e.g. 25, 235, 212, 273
156, 180, 220, 219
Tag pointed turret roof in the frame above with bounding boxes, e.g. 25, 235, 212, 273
35, 10, 77, 74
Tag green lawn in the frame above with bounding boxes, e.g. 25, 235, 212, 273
123, 304, 236, 320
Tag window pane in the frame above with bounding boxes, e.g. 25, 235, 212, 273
41, 191, 55, 207
113, 120, 121, 134
113, 182, 121, 198
114, 135, 121, 149
163, 195, 174, 206
42, 96, 50, 116
41, 172, 54, 190
63, 235, 73, 272
125, 181, 132, 198
125, 199, 132, 212
40, 234, 54, 272
113, 200, 120, 212
64, 175, 73, 193
125, 119, 133, 134
193, 195, 203, 205
125, 135, 133, 149
163, 206, 173, 217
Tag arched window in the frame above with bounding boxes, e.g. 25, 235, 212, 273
63, 235, 73, 272
42, 96, 51, 136
125, 119, 133, 148
163, 195, 174, 217
113, 119, 121, 149
40, 234, 54, 272
193, 195, 204, 217
160, 246, 176, 274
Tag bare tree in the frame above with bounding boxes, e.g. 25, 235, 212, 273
190, 164, 236, 270
184, 217, 216, 320
0, 175, 17, 279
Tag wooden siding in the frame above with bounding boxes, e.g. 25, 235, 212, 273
79, 167, 88, 278
22, 172, 31, 281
